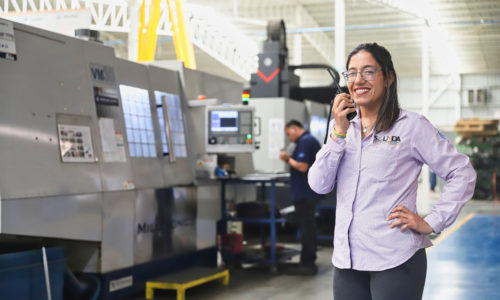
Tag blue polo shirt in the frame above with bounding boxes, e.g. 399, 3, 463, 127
290, 131, 322, 202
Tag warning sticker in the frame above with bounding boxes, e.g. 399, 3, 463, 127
0, 20, 17, 61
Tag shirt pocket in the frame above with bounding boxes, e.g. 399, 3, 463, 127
362, 143, 401, 182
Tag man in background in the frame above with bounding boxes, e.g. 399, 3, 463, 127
279, 120, 323, 275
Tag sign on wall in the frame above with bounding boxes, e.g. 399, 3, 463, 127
3, 9, 91, 37
0, 20, 17, 61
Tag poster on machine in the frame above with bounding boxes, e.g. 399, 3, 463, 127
58, 124, 95, 163
268, 118, 285, 159
99, 118, 127, 163
0, 20, 17, 61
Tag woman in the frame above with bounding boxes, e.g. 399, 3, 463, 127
308, 43, 476, 300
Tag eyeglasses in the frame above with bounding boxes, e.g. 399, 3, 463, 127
342, 67, 379, 83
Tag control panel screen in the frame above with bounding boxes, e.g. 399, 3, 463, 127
210, 110, 238, 132
206, 106, 254, 153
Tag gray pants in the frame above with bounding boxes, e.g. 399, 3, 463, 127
333, 248, 427, 300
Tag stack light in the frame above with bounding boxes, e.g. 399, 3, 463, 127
241, 90, 250, 104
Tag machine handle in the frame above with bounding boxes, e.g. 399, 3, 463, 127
42, 247, 52, 300
254, 116, 262, 137
162, 96, 176, 163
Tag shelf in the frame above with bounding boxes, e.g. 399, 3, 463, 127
220, 177, 294, 267
223, 246, 300, 266
317, 234, 333, 241
317, 204, 336, 210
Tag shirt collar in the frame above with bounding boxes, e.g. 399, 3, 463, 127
396, 108, 407, 121
351, 108, 407, 125
297, 131, 309, 141
351, 108, 361, 126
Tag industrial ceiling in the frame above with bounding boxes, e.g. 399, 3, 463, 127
2, 0, 500, 85
175, 0, 500, 85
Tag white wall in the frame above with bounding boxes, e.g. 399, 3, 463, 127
398, 72, 500, 130
461, 73, 500, 120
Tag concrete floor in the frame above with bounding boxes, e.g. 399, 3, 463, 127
135, 195, 500, 300
424, 214, 500, 299
138, 244, 335, 300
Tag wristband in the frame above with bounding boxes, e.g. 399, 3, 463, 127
333, 127, 347, 139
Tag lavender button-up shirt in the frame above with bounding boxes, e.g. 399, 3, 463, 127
308, 109, 476, 271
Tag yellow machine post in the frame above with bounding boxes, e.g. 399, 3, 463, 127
137, 0, 197, 67
138, 0, 162, 62
166, 0, 197, 69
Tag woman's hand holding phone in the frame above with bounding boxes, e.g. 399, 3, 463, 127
332, 93, 356, 136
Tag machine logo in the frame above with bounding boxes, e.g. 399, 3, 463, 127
264, 57, 273, 67
90, 63, 116, 84
257, 68, 280, 83
137, 218, 195, 235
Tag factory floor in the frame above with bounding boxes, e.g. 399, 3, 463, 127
135, 193, 500, 300
137, 244, 334, 300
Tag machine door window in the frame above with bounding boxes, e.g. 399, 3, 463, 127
119, 85, 157, 158
155, 91, 187, 158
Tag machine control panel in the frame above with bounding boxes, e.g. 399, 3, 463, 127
206, 105, 255, 153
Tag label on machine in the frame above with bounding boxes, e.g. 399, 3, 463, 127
93, 86, 119, 106
0, 20, 17, 61
99, 118, 127, 162
58, 124, 95, 163
268, 118, 285, 159
109, 275, 133, 292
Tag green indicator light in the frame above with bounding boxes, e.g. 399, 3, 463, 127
247, 134, 252, 139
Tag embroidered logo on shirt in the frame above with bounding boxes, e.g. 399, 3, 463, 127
374, 135, 401, 145
438, 131, 447, 140
298, 152, 305, 158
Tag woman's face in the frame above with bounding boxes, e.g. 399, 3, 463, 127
346, 50, 389, 110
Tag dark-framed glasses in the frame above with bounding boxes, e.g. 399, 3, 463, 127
342, 67, 378, 83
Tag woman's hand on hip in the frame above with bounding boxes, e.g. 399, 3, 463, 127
386, 206, 433, 235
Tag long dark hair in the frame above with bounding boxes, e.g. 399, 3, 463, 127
346, 43, 400, 133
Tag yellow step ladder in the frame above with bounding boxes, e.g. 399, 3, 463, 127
145, 267, 229, 300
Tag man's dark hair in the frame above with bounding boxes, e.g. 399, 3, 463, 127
346, 43, 400, 133
285, 119, 304, 128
